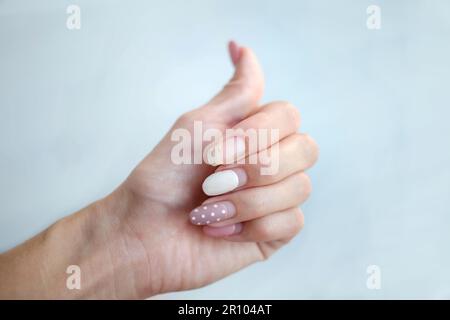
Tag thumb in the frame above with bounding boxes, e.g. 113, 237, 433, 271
202, 41, 265, 124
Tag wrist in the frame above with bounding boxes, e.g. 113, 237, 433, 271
0, 187, 155, 299
69, 187, 155, 299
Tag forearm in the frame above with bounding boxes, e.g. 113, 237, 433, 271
0, 189, 150, 299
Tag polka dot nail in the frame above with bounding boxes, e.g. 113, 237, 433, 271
189, 201, 236, 225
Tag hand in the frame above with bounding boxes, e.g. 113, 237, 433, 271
0, 42, 318, 299
106, 41, 319, 297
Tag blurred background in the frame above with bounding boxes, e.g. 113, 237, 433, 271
1, 0, 450, 299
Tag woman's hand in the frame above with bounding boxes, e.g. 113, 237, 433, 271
109, 41, 319, 297
0, 42, 318, 299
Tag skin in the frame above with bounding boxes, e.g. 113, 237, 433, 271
0, 42, 319, 299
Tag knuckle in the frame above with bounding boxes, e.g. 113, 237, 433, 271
294, 172, 312, 200
256, 222, 273, 240
291, 133, 305, 150
287, 103, 302, 128
256, 243, 273, 261
303, 134, 319, 165
254, 110, 272, 125
302, 174, 313, 199
288, 209, 305, 236
262, 100, 301, 129
278, 101, 301, 128
289, 133, 319, 169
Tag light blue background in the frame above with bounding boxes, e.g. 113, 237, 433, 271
1, 0, 449, 299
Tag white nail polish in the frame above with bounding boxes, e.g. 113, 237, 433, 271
204, 136, 245, 166
202, 170, 240, 196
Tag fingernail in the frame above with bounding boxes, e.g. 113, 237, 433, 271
203, 223, 243, 237
204, 136, 246, 166
202, 168, 247, 196
189, 201, 236, 225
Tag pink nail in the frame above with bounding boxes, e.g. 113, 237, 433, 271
189, 201, 236, 226
203, 223, 243, 237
